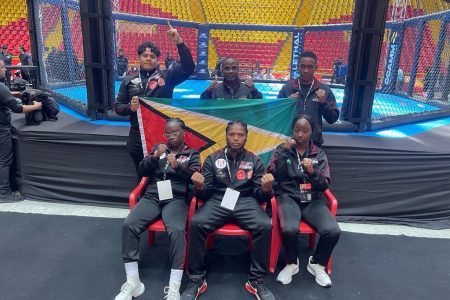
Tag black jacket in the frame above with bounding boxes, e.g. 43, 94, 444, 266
0, 82, 23, 128
138, 143, 201, 200
267, 142, 330, 201
278, 78, 339, 145
200, 79, 263, 99
196, 148, 272, 203
113, 43, 195, 131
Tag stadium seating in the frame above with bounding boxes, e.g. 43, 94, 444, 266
0, 1, 30, 56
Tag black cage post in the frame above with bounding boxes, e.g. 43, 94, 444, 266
341, 0, 390, 131
79, 0, 115, 119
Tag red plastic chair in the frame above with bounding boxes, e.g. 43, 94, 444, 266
194, 198, 269, 251
269, 189, 338, 275
128, 177, 197, 247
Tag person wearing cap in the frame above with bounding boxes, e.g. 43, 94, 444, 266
113, 23, 196, 174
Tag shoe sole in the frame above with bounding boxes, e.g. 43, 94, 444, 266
133, 283, 145, 298
244, 282, 261, 300
307, 264, 332, 287
276, 267, 299, 285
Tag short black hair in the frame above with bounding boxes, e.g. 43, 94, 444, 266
292, 114, 315, 132
226, 120, 248, 134
166, 118, 186, 129
221, 57, 238, 68
137, 41, 160, 57
299, 51, 317, 63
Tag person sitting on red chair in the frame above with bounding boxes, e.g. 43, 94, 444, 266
267, 114, 340, 287
115, 118, 201, 300
181, 120, 275, 300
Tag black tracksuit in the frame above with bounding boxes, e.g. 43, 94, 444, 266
278, 78, 339, 146
187, 148, 273, 281
0, 82, 23, 195
200, 78, 263, 99
267, 143, 340, 266
113, 43, 195, 171
121, 143, 201, 270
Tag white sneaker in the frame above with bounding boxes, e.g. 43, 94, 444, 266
164, 281, 181, 300
276, 259, 299, 284
307, 256, 332, 287
114, 281, 145, 300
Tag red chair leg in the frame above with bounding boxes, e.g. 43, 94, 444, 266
327, 256, 332, 275
148, 230, 155, 246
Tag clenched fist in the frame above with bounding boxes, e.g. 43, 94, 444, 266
261, 173, 274, 193
130, 96, 139, 112
191, 172, 205, 191
301, 158, 315, 174
153, 144, 167, 158
283, 138, 296, 150
315, 89, 326, 104
167, 153, 178, 169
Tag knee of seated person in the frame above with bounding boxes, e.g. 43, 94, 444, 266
167, 223, 186, 235
122, 218, 138, 233
281, 224, 299, 236
189, 214, 206, 230
320, 224, 341, 239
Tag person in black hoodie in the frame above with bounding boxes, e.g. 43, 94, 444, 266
0, 59, 42, 203
113, 23, 196, 173
115, 118, 201, 300
278, 51, 339, 146
267, 114, 340, 288
200, 57, 263, 99
181, 121, 275, 300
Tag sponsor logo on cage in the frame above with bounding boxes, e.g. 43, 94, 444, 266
199, 42, 208, 48
199, 33, 208, 39
200, 51, 207, 57
384, 31, 400, 86
199, 60, 206, 65
199, 69, 208, 74
239, 161, 253, 170
215, 159, 227, 169
291, 31, 301, 79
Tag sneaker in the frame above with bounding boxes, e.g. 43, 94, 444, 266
245, 278, 275, 300
164, 281, 181, 300
307, 256, 332, 287
114, 281, 145, 300
0, 191, 24, 203
180, 278, 207, 300
276, 259, 299, 284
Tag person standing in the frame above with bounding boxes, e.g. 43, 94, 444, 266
278, 51, 339, 147
0, 59, 42, 203
113, 23, 195, 173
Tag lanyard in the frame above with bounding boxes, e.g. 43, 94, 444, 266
296, 150, 307, 183
224, 148, 236, 188
297, 78, 315, 112
138, 68, 159, 95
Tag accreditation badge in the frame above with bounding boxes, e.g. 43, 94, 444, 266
299, 183, 312, 203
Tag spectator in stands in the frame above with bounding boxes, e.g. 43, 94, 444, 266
113, 23, 195, 173
114, 118, 201, 300
116, 49, 129, 77
336, 62, 347, 84
165, 51, 176, 70
267, 114, 340, 288
278, 51, 339, 147
18, 45, 33, 82
181, 120, 275, 300
330, 58, 343, 84
265, 68, 275, 80
396, 68, 404, 92
200, 57, 263, 99
0, 59, 42, 203
252, 68, 263, 80
0, 45, 12, 66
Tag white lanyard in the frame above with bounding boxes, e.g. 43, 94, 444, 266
296, 150, 307, 183
297, 78, 314, 112
223, 148, 236, 188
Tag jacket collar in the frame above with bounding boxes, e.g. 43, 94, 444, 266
223, 77, 242, 94
291, 77, 321, 92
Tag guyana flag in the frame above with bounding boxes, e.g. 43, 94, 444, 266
137, 97, 297, 163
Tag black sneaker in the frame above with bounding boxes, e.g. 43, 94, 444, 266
245, 278, 275, 300
0, 191, 24, 203
181, 278, 207, 300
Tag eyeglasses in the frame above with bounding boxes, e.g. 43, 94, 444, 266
163, 130, 183, 138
